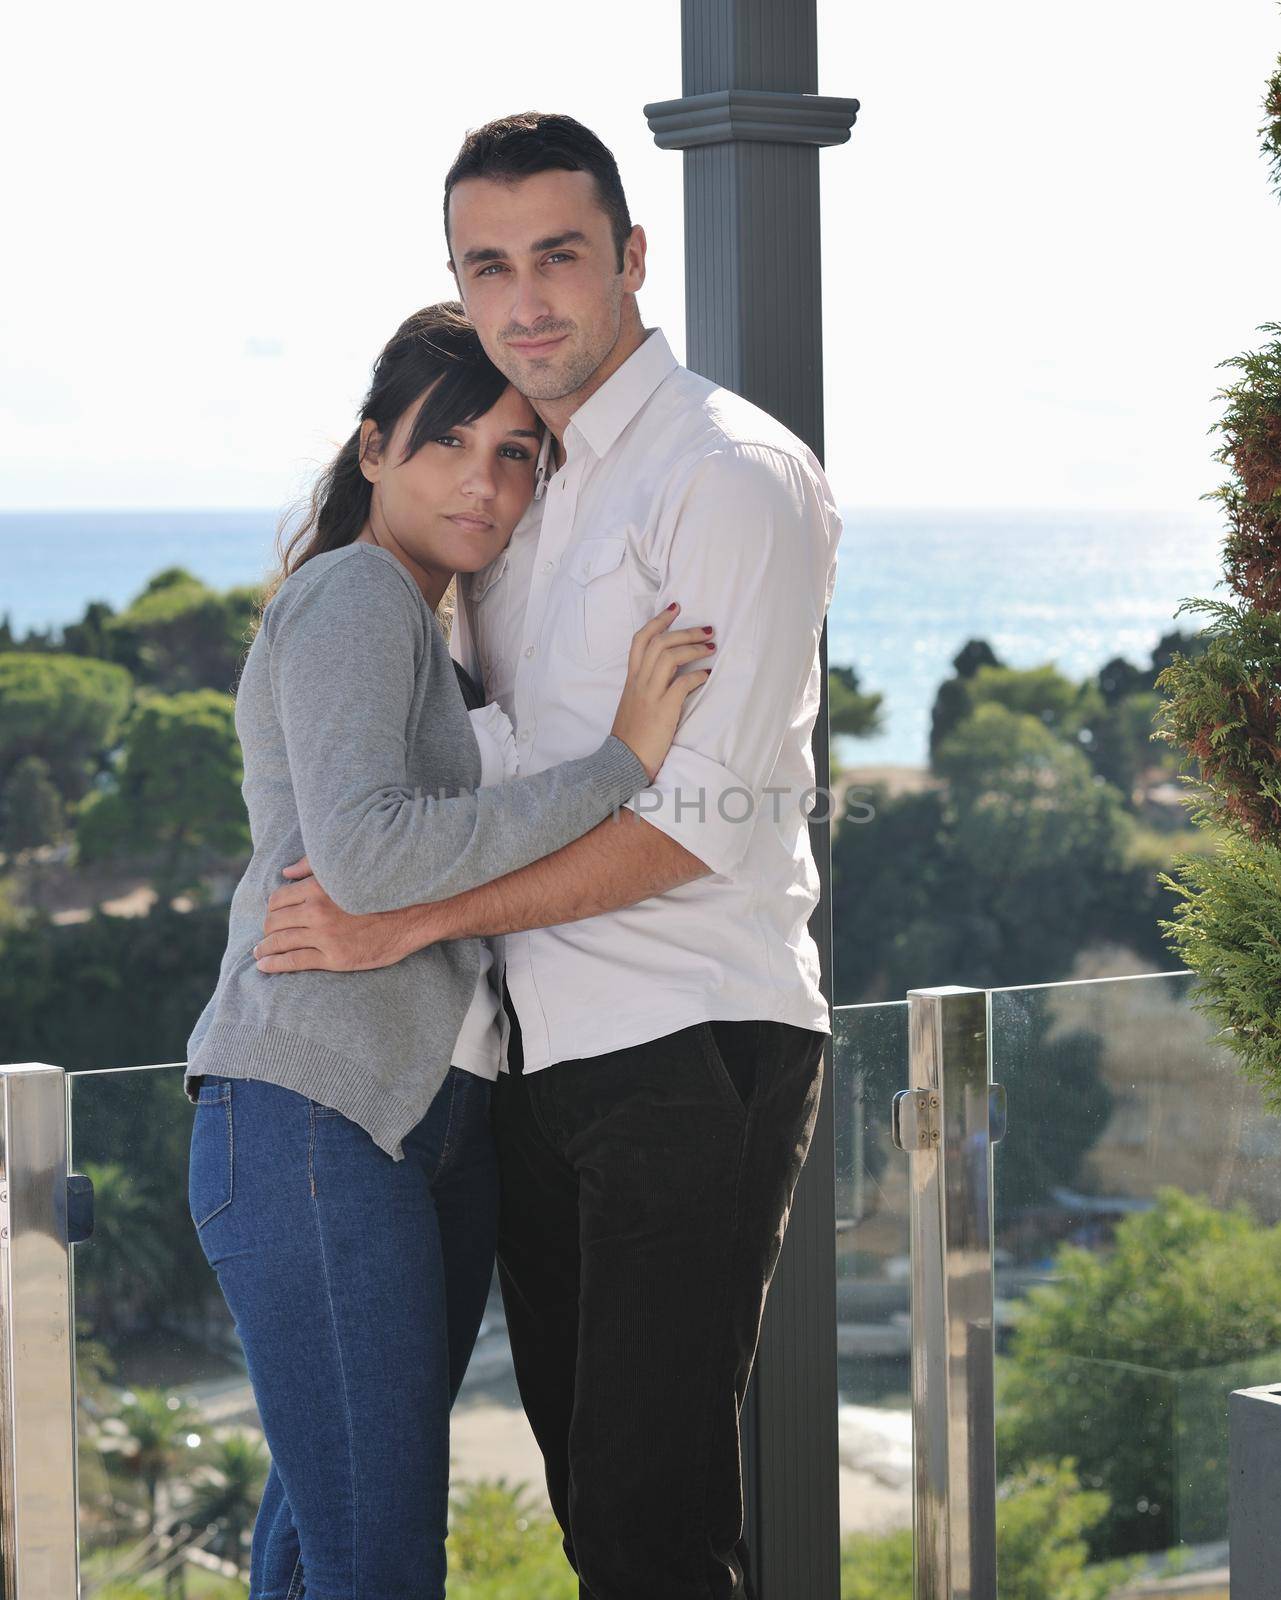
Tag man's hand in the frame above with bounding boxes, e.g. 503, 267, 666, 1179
254, 856, 432, 973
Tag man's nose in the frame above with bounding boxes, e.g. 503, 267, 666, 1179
509, 274, 553, 331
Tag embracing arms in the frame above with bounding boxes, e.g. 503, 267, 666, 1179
256, 446, 839, 972
255, 805, 709, 972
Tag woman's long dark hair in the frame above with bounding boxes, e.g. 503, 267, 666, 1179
266, 301, 510, 609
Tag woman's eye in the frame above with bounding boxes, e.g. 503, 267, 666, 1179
434, 435, 463, 448
499, 446, 531, 461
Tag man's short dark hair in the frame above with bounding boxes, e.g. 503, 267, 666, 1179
443, 112, 633, 272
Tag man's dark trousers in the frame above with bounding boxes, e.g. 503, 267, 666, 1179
492, 982, 825, 1600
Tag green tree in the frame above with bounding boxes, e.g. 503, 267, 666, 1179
994, 1461, 1135, 1600
77, 690, 250, 896
74, 1161, 176, 1342
967, 663, 1103, 745
117, 1387, 202, 1534
839, 1460, 1130, 1600
1084, 690, 1172, 808
1154, 53, 1281, 1102
937, 704, 1134, 975
998, 1188, 1281, 1557
1158, 832, 1281, 1108
0, 754, 66, 852
63, 599, 123, 664
0, 650, 133, 802
172, 1431, 269, 1574
928, 638, 1002, 760
833, 693, 1181, 1003
829, 664, 884, 740
108, 569, 260, 694
448, 1479, 578, 1599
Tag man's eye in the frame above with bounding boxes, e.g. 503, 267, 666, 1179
476, 263, 506, 277
544, 253, 573, 265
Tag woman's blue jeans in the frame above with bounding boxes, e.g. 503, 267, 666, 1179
187, 1066, 498, 1600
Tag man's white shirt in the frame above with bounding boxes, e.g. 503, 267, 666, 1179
449, 327, 842, 1075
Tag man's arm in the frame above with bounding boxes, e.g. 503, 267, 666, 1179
254, 806, 708, 973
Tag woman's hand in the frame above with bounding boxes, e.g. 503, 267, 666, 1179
609, 603, 714, 783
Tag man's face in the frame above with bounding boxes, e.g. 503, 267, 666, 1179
448, 168, 644, 402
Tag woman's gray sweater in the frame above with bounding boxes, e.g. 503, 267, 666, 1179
184, 541, 649, 1159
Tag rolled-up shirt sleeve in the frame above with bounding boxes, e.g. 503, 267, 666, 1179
624, 441, 841, 877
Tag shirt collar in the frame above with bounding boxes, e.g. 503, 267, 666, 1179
562, 327, 678, 463
532, 426, 554, 501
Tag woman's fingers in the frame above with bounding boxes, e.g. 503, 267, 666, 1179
670, 667, 713, 703
634, 621, 714, 683
647, 639, 717, 687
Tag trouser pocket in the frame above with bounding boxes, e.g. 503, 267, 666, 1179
188, 1077, 234, 1230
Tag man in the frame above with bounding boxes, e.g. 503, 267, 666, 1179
255, 113, 841, 1599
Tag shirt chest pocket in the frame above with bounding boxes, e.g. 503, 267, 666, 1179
564, 535, 634, 672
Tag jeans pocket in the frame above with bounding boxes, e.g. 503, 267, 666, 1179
189, 1079, 234, 1229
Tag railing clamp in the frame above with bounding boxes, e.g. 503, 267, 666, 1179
891, 1083, 1007, 1152
891, 1087, 941, 1152
67, 1172, 94, 1244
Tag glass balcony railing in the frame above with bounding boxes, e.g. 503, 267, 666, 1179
1, 965, 1274, 1597
988, 971, 1281, 1600
832, 1001, 913, 1577
66, 1063, 550, 1597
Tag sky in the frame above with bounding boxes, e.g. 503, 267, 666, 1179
2, 0, 1278, 513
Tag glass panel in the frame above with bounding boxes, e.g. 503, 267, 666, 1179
991, 971, 1277, 1599
834, 1001, 915, 1599
68, 1064, 547, 1596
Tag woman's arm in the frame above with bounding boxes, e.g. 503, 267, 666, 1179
268, 552, 650, 916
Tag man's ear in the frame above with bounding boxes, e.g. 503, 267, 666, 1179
622, 223, 647, 295
358, 417, 383, 484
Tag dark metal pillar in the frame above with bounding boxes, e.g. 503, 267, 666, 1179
646, 10, 857, 1595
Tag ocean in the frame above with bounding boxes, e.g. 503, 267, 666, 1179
0, 506, 1226, 768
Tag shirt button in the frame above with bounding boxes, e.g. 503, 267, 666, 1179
519, 730, 531, 744
524, 645, 535, 658
542, 560, 554, 573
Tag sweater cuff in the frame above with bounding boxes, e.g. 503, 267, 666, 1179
588, 735, 653, 811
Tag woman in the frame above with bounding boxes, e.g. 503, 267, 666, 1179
183, 302, 713, 1598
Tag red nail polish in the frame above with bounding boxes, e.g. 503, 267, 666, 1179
702, 626, 713, 634
706, 641, 716, 650
667, 602, 678, 611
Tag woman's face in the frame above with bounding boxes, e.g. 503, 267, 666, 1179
361, 381, 540, 577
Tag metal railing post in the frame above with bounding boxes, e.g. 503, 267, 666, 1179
0, 1063, 88, 1598
892, 988, 1005, 1600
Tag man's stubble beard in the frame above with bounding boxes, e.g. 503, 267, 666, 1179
505, 339, 607, 402
498, 323, 620, 400
496, 282, 626, 404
